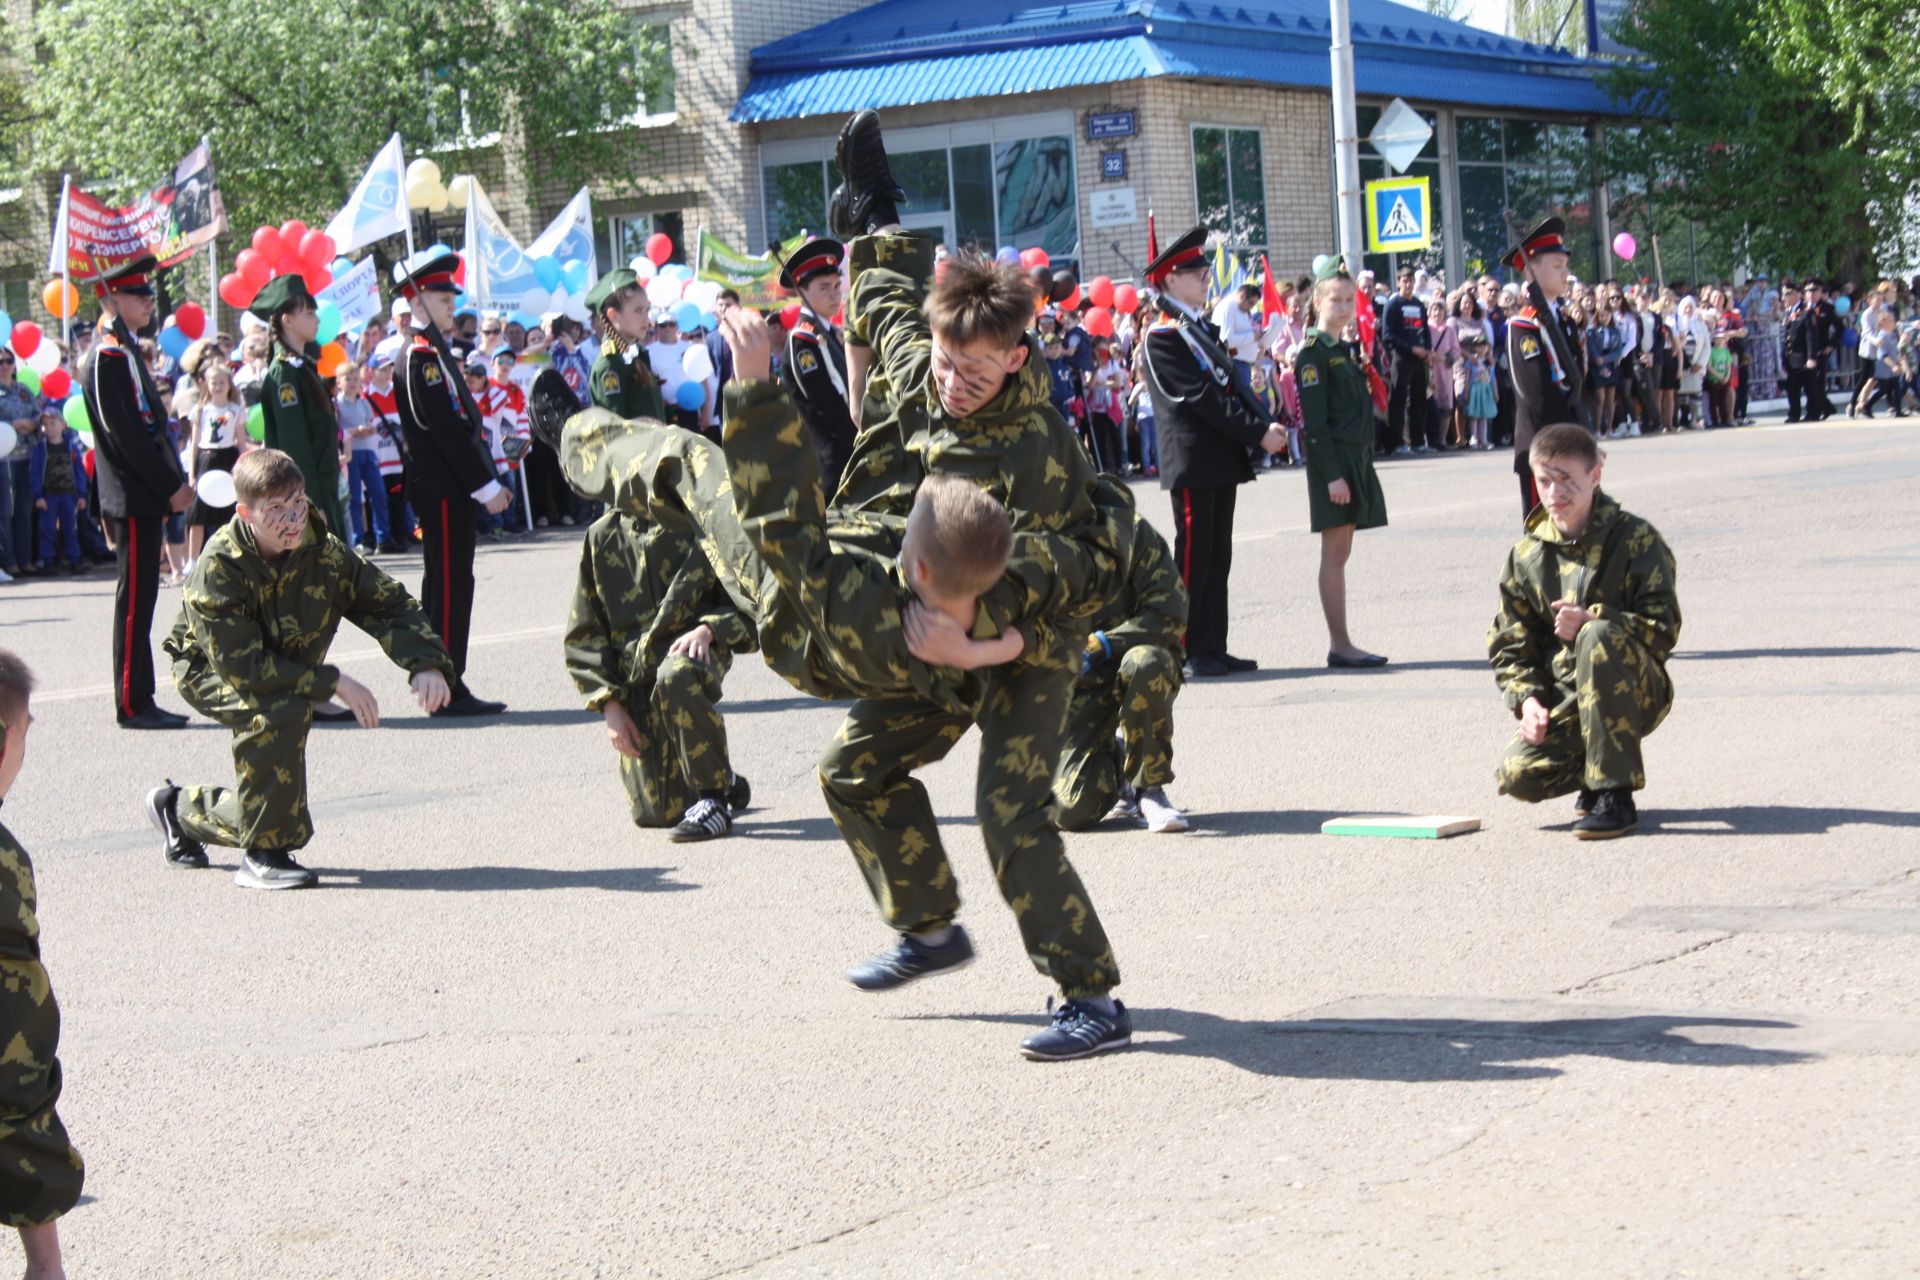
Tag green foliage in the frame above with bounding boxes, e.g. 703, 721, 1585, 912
25, 0, 669, 233
1600, 0, 1920, 281
1422, 0, 1471, 21
1509, 0, 1584, 47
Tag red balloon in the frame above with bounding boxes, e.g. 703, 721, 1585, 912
219, 272, 257, 310
279, 219, 308, 250
9, 321, 40, 359
1084, 306, 1115, 339
779, 305, 800, 330
174, 302, 207, 340
1020, 247, 1050, 269
40, 369, 71, 399
831, 309, 843, 328
236, 249, 271, 289
299, 229, 337, 269
1113, 284, 1140, 314
645, 232, 674, 267
1087, 276, 1115, 309
454, 254, 468, 288
301, 265, 332, 293
251, 225, 284, 262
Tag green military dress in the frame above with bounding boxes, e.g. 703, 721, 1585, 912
1294, 328, 1387, 533
590, 343, 666, 420
259, 343, 345, 533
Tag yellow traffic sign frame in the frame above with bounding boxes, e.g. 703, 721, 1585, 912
1365, 176, 1432, 253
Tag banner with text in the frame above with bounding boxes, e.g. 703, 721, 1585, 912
48, 139, 229, 280
316, 257, 382, 332
694, 230, 808, 310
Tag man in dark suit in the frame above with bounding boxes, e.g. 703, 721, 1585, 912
84, 255, 193, 729
1138, 226, 1287, 678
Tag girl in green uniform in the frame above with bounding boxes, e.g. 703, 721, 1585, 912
585, 269, 666, 420
253, 277, 345, 533
1295, 263, 1388, 669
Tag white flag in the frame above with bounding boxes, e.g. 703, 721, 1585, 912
527, 187, 597, 282
325, 133, 408, 254
45, 178, 70, 277
462, 179, 537, 312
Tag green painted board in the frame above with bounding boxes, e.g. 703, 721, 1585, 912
1321, 815, 1482, 839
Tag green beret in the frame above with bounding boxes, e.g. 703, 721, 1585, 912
247, 274, 316, 322
584, 268, 638, 316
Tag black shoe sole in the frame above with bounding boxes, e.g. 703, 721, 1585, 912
1019, 1032, 1133, 1062
1573, 820, 1638, 840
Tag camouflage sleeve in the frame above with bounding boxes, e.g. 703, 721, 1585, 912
697, 582, 758, 655
1590, 522, 1682, 662
845, 234, 935, 397
185, 559, 340, 701
1486, 547, 1554, 716
639, 544, 721, 660
1014, 441, 1129, 631
563, 537, 623, 712
0, 826, 84, 1227
1099, 518, 1188, 657
339, 544, 456, 679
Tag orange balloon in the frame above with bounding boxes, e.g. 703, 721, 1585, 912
42, 279, 80, 319
317, 342, 348, 378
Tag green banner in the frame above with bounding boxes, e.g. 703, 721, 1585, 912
695, 230, 809, 310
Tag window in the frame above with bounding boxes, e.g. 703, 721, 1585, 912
600, 20, 675, 125
952, 144, 996, 248
425, 67, 502, 146
764, 160, 830, 246
603, 211, 685, 269
1453, 115, 1596, 283
1191, 126, 1267, 251
995, 136, 1076, 259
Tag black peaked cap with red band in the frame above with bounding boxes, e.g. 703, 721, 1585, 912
779, 237, 845, 290
1145, 225, 1208, 287
92, 254, 159, 299
1503, 216, 1569, 271
393, 251, 462, 301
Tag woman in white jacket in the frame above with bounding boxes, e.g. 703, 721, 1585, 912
1669, 296, 1713, 429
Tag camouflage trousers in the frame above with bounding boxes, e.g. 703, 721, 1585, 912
172, 662, 315, 851
617, 651, 736, 826
819, 658, 1122, 998
1054, 645, 1181, 831
1497, 618, 1672, 801
0, 830, 85, 1227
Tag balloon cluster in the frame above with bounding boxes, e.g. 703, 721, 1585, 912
0, 309, 70, 400
631, 252, 721, 334
220, 221, 339, 310
156, 301, 210, 361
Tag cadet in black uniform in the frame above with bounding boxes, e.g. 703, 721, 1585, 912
390, 252, 513, 717
1783, 276, 1837, 423
1138, 226, 1288, 678
1381, 267, 1433, 453
83, 255, 192, 730
1503, 217, 1585, 520
778, 237, 858, 493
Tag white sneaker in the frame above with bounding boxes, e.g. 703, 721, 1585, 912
1137, 786, 1189, 834
1629, 421, 1642, 437
1103, 785, 1141, 824
0, 568, 11, 583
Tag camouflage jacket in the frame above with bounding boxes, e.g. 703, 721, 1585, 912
564, 510, 755, 711
1086, 511, 1188, 665
163, 513, 454, 703
1487, 492, 1681, 715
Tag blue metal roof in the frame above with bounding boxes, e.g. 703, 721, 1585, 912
734, 0, 1628, 122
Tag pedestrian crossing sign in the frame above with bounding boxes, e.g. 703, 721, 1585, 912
1365, 176, 1432, 253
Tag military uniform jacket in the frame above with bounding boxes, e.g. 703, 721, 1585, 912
590, 343, 666, 421
85, 330, 184, 519
259, 345, 343, 529
1487, 492, 1681, 716
780, 307, 857, 491
163, 512, 454, 706
1141, 302, 1270, 490
1085, 512, 1187, 666
1507, 303, 1584, 477
1783, 302, 1838, 367
565, 510, 755, 712
393, 332, 497, 503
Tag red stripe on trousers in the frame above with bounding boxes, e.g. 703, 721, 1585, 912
121, 517, 138, 716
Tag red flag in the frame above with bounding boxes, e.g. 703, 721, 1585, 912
1260, 253, 1282, 322
1146, 211, 1158, 266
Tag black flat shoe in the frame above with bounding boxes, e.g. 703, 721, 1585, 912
1184, 655, 1235, 678
118, 706, 187, 730
432, 692, 507, 718
1326, 650, 1389, 668
1218, 653, 1258, 672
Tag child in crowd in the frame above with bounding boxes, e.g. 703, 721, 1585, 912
485, 348, 530, 535
363, 347, 412, 550
1705, 332, 1735, 427
1463, 335, 1497, 451
157, 377, 191, 586
1488, 424, 1680, 840
1585, 299, 1622, 439
462, 358, 511, 541
336, 361, 390, 552
0, 649, 84, 1280
147, 448, 455, 889
182, 342, 252, 568
1862, 309, 1906, 418
28, 407, 89, 575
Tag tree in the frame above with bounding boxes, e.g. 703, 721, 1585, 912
1423, 0, 1471, 21
1509, 0, 1584, 47
25, 0, 669, 236
1600, 0, 1920, 283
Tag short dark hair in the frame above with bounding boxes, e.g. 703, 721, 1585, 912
926, 253, 1034, 351
1238, 283, 1260, 300
0, 647, 35, 731
1529, 423, 1600, 469
234, 447, 307, 505
717, 289, 741, 305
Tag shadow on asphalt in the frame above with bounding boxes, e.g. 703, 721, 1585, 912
1647, 806, 1920, 836
356, 708, 600, 729
915, 1009, 1811, 1079
741, 815, 974, 842
323, 865, 697, 893
1673, 645, 1920, 661
1190, 810, 1348, 837
1191, 659, 1490, 684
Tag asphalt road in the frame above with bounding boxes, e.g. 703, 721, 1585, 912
8, 413, 1918, 1278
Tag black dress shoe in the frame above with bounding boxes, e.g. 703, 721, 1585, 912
828, 109, 905, 238
1326, 650, 1389, 669
527, 368, 577, 451
432, 692, 507, 718
1184, 655, 1235, 678
118, 706, 187, 730
1218, 653, 1258, 672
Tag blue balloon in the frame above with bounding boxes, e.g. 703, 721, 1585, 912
0, 309, 11, 346
533, 256, 562, 291
427, 242, 454, 259
996, 245, 1021, 265
700, 310, 719, 332
561, 260, 589, 292
665, 263, 695, 283
159, 325, 191, 360
675, 379, 706, 411
1833, 295, 1852, 317
671, 300, 701, 331
330, 257, 352, 276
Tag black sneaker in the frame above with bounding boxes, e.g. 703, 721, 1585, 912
1574, 788, 1597, 819
1573, 788, 1638, 840
1019, 997, 1133, 1061
828, 110, 905, 238
669, 796, 733, 842
235, 849, 318, 890
144, 782, 208, 869
1183, 655, 1234, 679
527, 368, 578, 451
846, 925, 974, 992
726, 774, 752, 815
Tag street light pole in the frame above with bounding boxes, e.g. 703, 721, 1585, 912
1329, 0, 1365, 271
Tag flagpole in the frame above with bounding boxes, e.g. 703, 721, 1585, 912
57, 174, 72, 346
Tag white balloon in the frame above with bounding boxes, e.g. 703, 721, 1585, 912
405, 156, 442, 187
195, 469, 237, 508
630, 255, 658, 283
25, 342, 58, 376
645, 274, 682, 307
681, 343, 714, 383
684, 280, 721, 311
0, 424, 15, 457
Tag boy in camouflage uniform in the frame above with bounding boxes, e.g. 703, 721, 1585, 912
564, 505, 755, 842
1053, 510, 1190, 834
147, 450, 457, 889
0, 651, 83, 1280
1487, 423, 1682, 839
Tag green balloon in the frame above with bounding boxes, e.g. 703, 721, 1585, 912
246, 403, 265, 441
17, 367, 39, 394
315, 300, 342, 346
63, 394, 90, 433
